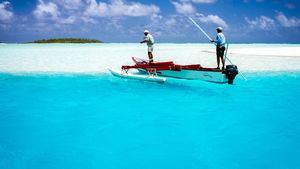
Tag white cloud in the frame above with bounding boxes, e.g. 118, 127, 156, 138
32, 0, 160, 29
0, 1, 14, 23
276, 12, 300, 27
165, 17, 177, 27
245, 16, 275, 30
33, 0, 76, 24
60, 0, 82, 10
171, 1, 227, 27
34, 0, 60, 20
84, 0, 160, 17
59, 16, 76, 24
150, 14, 163, 21
176, 0, 216, 4
191, 0, 216, 3
81, 16, 97, 24
196, 13, 228, 28
171, 1, 196, 14
144, 15, 187, 38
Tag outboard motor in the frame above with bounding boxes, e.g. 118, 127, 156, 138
224, 65, 238, 84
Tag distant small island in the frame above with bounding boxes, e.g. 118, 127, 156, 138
32, 38, 103, 43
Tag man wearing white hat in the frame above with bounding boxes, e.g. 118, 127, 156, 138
140, 30, 155, 63
211, 27, 226, 70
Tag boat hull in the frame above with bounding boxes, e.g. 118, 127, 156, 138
133, 57, 228, 83
108, 69, 167, 83
139, 69, 227, 83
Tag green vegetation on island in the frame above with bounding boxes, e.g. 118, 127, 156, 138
32, 38, 103, 43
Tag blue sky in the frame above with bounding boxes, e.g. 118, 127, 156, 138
0, 0, 299, 43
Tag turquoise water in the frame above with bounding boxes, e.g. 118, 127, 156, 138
0, 72, 299, 169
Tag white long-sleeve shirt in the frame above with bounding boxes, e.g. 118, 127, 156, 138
144, 34, 154, 46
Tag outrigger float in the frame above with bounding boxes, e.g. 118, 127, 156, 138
109, 57, 239, 84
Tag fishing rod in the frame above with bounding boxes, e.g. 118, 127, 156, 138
188, 17, 247, 81
188, 17, 213, 41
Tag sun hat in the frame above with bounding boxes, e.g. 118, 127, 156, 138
216, 27, 223, 31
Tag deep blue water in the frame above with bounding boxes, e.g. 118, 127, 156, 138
0, 73, 299, 169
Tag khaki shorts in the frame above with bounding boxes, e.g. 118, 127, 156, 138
148, 46, 154, 53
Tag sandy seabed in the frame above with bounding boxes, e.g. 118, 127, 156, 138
0, 43, 299, 73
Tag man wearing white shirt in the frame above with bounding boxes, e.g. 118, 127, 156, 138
211, 27, 226, 70
140, 30, 155, 63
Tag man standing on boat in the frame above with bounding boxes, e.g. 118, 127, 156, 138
210, 27, 226, 70
140, 30, 155, 63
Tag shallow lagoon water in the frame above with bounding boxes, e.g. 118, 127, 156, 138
0, 72, 300, 169
1, 43, 300, 72
0, 44, 300, 169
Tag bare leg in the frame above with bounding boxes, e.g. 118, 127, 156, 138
148, 52, 153, 63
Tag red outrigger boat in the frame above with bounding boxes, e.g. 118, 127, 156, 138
109, 57, 238, 84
